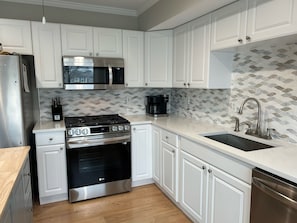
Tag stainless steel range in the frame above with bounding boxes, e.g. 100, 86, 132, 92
65, 114, 131, 203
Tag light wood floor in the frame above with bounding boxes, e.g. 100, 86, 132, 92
33, 184, 192, 223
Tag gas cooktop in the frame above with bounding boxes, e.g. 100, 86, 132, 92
64, 114, 129, 128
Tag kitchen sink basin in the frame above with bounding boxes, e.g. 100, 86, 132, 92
204, 133, 273, 152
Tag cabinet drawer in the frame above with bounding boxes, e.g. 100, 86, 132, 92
35, 131, 65, 146
162, 129, 178, 147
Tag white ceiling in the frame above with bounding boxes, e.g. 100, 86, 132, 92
1, 0, 160, 16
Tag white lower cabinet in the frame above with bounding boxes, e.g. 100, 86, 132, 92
207, 165, 251, 223
179, 150, 207, 222
152, 126, 161, 185
179, 137, 251, 223
35, 131, 68, 204
161, 141, 178, 201
131, 124, 153, 187
153, 128, 179, 202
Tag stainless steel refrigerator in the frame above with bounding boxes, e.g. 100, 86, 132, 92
0, 54, 39, 148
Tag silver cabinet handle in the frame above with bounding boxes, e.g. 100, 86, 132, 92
246, 36, 251, 41
208, 169, 212, 174
202, 166, 206, 170
238, 38, 243, 43
145, 83, 148, 86
49, 138, 53, 141
60, 147, 63, 150
184, 83, 186, 86
187, 83, 190, 87
89, 52, 93, 56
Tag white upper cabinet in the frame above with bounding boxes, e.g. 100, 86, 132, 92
123, 30, 144, 87
173, 24, 188, 88
145, 30, 173, 88
0, 19, 32, 54
93, 27, 122, 58
61, 24, 122, 58
31, 22, 63, 88
61, 24, 93, 56
187, 16, 211, 88
211, 0, 297, 50
211, 0, 247, 50
247, 0, 297, 42
173, 15, 232, 89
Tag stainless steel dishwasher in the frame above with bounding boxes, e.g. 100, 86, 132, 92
250, 168, 297, 223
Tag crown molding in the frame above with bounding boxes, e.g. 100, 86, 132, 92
1, 0, 138, 16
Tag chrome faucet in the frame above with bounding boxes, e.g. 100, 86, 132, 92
238, 97, 262, 137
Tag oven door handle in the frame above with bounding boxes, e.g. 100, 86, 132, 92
67, 135, 130, 149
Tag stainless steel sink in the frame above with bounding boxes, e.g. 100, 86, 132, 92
204, 133, 273, 152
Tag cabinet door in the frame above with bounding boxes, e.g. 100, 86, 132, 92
22, 156, 32, 223
36, 144, 67, 198
1, 201, 12, 223
131, 125, 152, 185
179, 151, 208, 223
208, 166, 251, 223
0, 19, 32, 54
93, 28, 122, 57
11, 175, 25, 223
188, 15, 211, 88
173, 24, 189, 88
247, 0, 297, 42
145, 31, 173, 88
152, 126, 161, 185
31, 22, 63, 88
211, 0, 248, 50
123, 30, 144, 87
162, 142, 176, 200
61, 24, 93, 56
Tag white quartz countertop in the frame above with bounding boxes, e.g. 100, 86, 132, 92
33, 120, 66, 133
124, 114, 297, 184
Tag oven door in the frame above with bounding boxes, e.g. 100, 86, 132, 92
66, 140, 131, 189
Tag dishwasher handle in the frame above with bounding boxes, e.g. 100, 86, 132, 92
253, 177, 297, 210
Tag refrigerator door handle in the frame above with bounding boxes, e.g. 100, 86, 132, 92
22, 63, 30, 93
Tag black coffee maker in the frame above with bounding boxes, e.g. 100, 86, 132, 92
145, 95, 169, 116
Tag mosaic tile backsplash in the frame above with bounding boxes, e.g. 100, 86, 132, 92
39, 88, 171, 120
38, 41, 297, 143
171, 42, 297, 143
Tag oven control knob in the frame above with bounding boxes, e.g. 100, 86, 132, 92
118, 125, 124, 131
75, 129, 81, 135
82, 128, 88, 135
124, 125, 130, 131
67, 129, 73, 136
112, 126, 118, 132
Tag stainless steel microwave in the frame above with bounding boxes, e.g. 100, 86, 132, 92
62, 56, 125, 90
